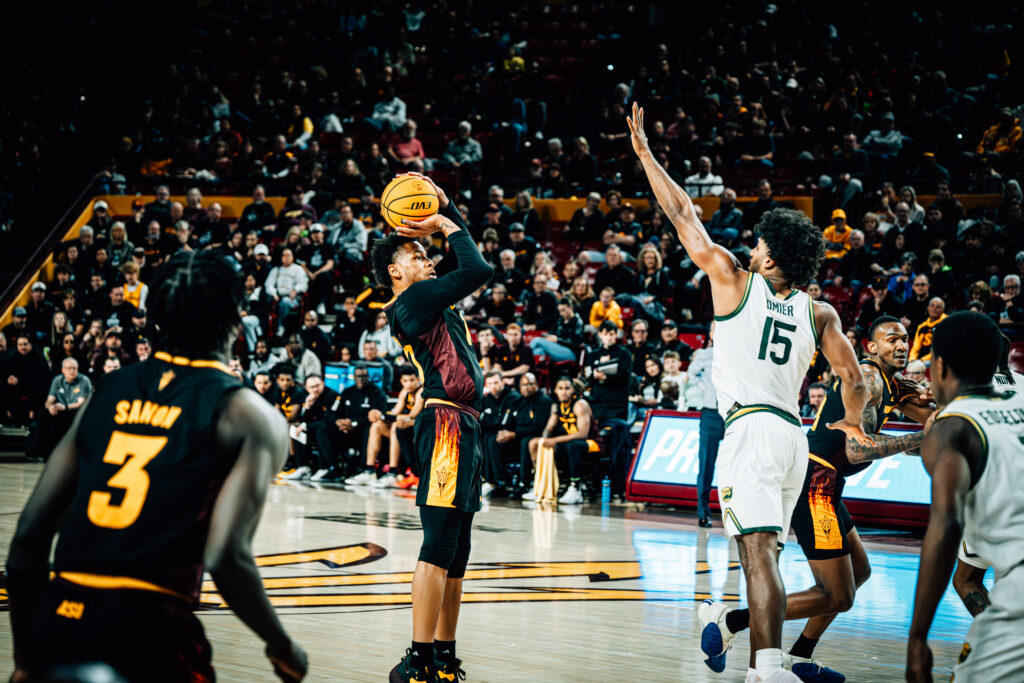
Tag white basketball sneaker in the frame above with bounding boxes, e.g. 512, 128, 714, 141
558, 483, 584, 505
280, 466, 311, 480
698, 599, 736, 673
521, 488, 537, 501
345, 470, 376, 486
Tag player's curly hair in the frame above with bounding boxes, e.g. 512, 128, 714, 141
147, 250, 244, 359
369, 232, 415, 287
754, 208, 825, 288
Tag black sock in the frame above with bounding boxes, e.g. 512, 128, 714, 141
364, 465, 375, 473
725, 608, 750, 634
410, 641, 433, 669
790, 634, 819, 659
434, 639, 456, 664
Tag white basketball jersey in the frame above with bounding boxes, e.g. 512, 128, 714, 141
993, 371, 1024, 390
712, 273, 818, 421
940, 390, 1024, 577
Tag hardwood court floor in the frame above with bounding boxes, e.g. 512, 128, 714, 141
0, 462, 977, 682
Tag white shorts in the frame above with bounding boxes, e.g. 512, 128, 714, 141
958, 538, 990, 570
954, 563, 1024, 682
716, 411, 808, 547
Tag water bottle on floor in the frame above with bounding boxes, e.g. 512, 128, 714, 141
601, 476, 611, 504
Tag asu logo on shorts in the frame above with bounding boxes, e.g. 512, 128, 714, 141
958, 642, 971, 664
721, 487, 733, 502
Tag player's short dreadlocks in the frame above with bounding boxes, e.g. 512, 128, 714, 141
147, 250, 244, 359
754, 208, 826, 288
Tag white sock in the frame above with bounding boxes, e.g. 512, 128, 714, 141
756, 648, 784, 680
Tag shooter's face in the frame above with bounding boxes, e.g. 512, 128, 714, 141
392, 242, 435, 286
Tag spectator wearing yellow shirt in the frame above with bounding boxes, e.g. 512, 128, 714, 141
976, 107, 1022, 160
909, 297, 947, 361
823, 208, 852, 260
589, 287, 623, 329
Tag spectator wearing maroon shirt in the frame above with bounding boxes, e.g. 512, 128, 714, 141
182, 187, 208, 227
387, 120, 425, 172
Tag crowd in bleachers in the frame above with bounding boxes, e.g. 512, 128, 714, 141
4, 0, 1024, 499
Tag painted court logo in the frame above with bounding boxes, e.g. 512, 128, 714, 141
0, 544, 741, 611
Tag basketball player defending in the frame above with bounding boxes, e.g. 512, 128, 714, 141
704, 317, 935, 682
629, 103, 872, 683
6, 251, 307, 682
370, 173, 494, 683
908, 312, 1024, 683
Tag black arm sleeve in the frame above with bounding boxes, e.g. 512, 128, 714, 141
396, 215, 494, 337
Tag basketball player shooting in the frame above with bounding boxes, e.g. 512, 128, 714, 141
628, 103, 873, 683
6, 251, 307, 682
370, 173, 494, 683
907, 312, 1024, 683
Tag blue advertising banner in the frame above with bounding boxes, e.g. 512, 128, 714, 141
631, 413, 929, 505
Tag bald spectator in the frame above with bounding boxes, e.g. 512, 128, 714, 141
443, 121, 483, 195
239, 185, 278, 235
194, 202, 230, 249
42, 357, 92, 456
684, 156, 724, 197
996, 274, 1024, 339
909, 297, 948, 361
142, 185, 172, 228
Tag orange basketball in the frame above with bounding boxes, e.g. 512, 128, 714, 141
380, 175, 440, 229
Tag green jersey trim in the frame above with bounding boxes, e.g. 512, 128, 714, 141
762, 274, 800, 300
724, 403, 801, 428
936, 412, 989, 461
714, 271, 754, 322
724, 508, 783, 535
809, 300, 820, 346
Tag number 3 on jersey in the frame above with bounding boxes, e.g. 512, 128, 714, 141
758, 317, 797, 365
87, 431, 167, 529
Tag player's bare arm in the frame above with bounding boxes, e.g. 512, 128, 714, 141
847, 365, 928, 464
906, 417, 980, 683
543, 400, 592, 447
5, 399, 89, 675
816, 301, 873, 447
952, 560, 990, 617
627, 103, 747, 313
207, 389, 308, 682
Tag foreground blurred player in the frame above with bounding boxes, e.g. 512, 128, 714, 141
371, 173, 493, 683
6, 251, 307, 682
629, 103, 871, 683
949, 332, 1023, 619
708, 316, 934, 682
907, 312, 1024, 682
